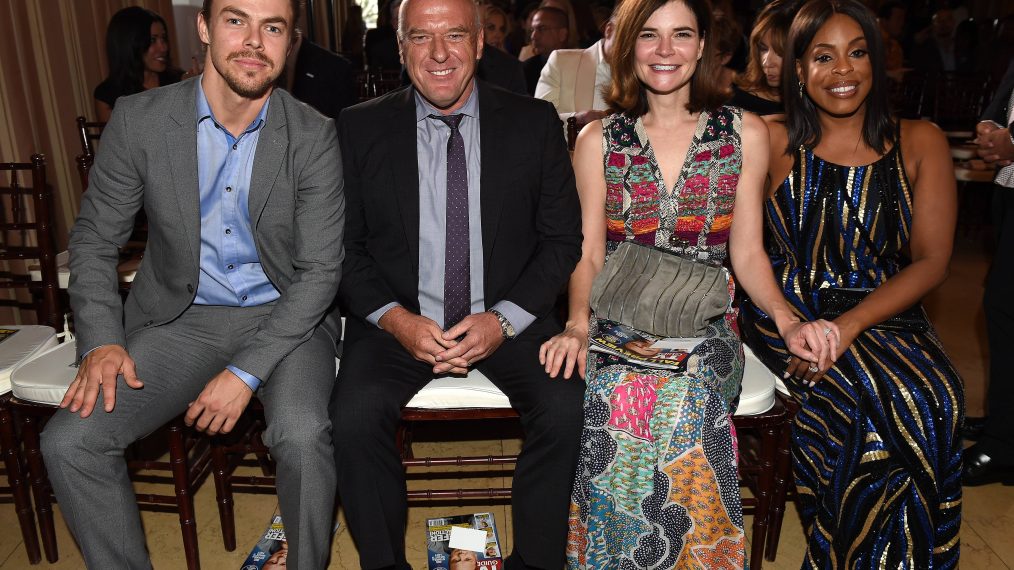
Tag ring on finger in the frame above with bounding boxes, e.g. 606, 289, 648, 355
808, 364, 819, 373
823, 327, 832, 337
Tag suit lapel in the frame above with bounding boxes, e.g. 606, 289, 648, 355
165, 78, 201, 266
390, 89, 422, 274
249, 92, 288, 228
478, 82, 507, 265
575, 44, 598, 111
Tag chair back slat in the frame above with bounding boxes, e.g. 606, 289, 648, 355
931, 72, 993, 133
74, 117, 105, 192
0, 155, 61, 329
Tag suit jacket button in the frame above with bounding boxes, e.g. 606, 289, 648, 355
144, 320, 153, 326
187, 284, 194, 293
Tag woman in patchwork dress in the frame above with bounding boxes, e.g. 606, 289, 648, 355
538, 0, 837, 567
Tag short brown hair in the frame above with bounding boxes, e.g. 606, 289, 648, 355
605, 0, 728, 117
201, 0, 304, 40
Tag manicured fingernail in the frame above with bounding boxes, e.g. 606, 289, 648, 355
783, 371, 791, 378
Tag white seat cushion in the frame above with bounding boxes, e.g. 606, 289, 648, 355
405, 369, 512, 409
30, 250, 137, 289
735, 345, 777, 416
11, 339, 78, 405
403, 347, 779, 413
0, 325, 59, 395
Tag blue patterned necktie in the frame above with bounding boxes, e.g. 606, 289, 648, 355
430, 113, 470, 328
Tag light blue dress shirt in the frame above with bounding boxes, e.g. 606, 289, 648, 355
195, 84, 280, 391
368, 83, 536, 336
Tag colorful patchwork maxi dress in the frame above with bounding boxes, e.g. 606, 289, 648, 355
566, 107, 747, 569
740, 140, 963, 568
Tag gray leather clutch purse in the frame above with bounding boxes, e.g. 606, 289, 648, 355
589, 241, 730, 338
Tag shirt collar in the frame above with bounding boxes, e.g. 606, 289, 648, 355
596, 40, 609, 71
414, 80, 480, 123
196, 78, 270, 135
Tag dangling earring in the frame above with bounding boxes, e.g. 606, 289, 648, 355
798, 81, 805, 98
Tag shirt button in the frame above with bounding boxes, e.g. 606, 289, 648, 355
232, 144, 238, 150
228, 264, 234, 270
187, 284, 194, 293
225, 228, 232, 235
241, 295, 248, 301
226, 186, 232, 192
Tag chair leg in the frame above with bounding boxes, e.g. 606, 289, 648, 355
168, 421, 200, 570
396, 422, 413, 460
765, 417, 794, 561
210, 437, 236, 551
0, 404, 41, 564
21, 414, 57, 563
750, 423, 779, 570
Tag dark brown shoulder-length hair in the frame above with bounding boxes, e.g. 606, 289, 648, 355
605, 0, 727, 117
734, 0, 798, 99
782, 0, 894, 155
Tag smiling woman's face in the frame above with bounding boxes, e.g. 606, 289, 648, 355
143, 21, 170, 73
633, 1, 704, 96
798, 13, 872, 118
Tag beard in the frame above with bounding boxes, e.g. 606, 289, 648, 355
217, 50, 278, 98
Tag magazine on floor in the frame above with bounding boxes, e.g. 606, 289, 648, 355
425, 512, 503, 570
0, 328, 17, 345
241, 510, 340, 570
589, 320, 704, 371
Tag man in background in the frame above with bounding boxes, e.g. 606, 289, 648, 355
964, 59, 1014, 486
535, 11, 615, 138
522, 6, 569, 95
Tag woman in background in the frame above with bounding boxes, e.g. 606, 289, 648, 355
540, 0, 835, 566
741, 1, 963, 566
730, 0, 797, 115
94, 6, 182, 122
482, 4, 510, 52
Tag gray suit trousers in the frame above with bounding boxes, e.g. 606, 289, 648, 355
41, 304, 337, 569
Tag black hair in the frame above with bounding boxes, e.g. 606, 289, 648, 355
876, 0, 904, 19
104, 7, 173, 98
783, 0, 894, 154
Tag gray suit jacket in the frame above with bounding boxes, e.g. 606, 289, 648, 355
69, 77, 345, 382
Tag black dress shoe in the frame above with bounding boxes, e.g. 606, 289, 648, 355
962, 444, 1014, 486
961, 416, 987, 441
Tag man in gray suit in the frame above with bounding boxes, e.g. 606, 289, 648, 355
40, 0, 344, 567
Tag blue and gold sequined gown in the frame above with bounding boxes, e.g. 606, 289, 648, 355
741, 142, 963, 568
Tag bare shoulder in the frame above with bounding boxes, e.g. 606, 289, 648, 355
898, 118, 951, 187
762, 116, 793, 185
575, 118, 604, 152
900, 118, 949, 160
762, 115, 789, 150
740, 111, 769, 141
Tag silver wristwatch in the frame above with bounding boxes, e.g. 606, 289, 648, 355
488, 309, 516, 340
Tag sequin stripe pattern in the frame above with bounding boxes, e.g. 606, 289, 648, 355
601, 107, 742, 264
741, 141, 963, 569
765, 147, 915, 305
745, 318, 963, 569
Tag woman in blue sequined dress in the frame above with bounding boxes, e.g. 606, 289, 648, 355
740, 1, 964, 567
